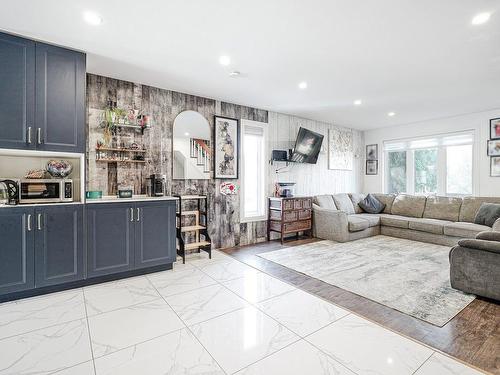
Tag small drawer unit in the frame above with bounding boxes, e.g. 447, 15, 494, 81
268, 197, 313, 244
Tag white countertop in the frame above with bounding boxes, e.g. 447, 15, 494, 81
85, 195, 178, 204
0, 202, 84, 208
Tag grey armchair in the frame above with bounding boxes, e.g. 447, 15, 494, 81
449, 229, 500, 301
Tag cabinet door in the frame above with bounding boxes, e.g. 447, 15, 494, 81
35, 43, 85, 153
0, 207, 35, 295
34, 205, 84, 288
0, 32, 35, 150
87, 203, 134, 278
134, 201, 176, 269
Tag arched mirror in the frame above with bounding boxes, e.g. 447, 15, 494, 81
173, 111, 211, 179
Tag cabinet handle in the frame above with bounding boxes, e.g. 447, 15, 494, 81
37, 213, 42, 230
27, 214, 32, 231
130, 208, 134, 222
27, 127, 32, 144
136, 208, 140, 222
37, 128, 42, 144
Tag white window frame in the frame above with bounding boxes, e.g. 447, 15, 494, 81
240, 119, 268, 223
383, 131, 475, 196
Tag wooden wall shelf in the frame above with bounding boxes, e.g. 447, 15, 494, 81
96, 159, 146, 164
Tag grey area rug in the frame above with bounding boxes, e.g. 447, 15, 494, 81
258, 235, 475, 326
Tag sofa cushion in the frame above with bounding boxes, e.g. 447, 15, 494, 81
333, 194, 355, 214
347, 216, 370, 232
354, 213, 381, 227
349, 193, 366, 214
314, 195, 337, 210
380, 215, 410, 229
474, 203, 500, 227
476, 231, 500, 241
408, 218, 452, 235
359, 194, 386, 214
391, 194, 427, 218
459, 196, 500, 223
373, 193, 396, 214
444, 222, 491, 238
423, 196, 462, 222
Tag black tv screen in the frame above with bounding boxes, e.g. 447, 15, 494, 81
289, 127, 324, 164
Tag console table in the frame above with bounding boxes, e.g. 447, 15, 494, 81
268, 197, 313, 244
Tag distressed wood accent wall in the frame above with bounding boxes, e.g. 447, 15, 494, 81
86, 74, 267, 249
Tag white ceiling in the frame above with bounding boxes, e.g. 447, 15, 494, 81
1, 0, 499, 130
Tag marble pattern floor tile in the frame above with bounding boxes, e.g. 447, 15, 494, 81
236, 339, 356, 375
147, 267, 218, 297
52, 361, 96, 374
83, 276, 160, 316
414, 353, 483, 375
94, 328, 224, 375
0, 319, 92, 375
256, 289, 350, 337
196, 259, 260, 282
0, 288, 86, 340
88, 300, 184, 358
306, 314, 433, 375
165, 284, 249, 326
186, 250, 234, 267
190, 306, 299, 374
223, 271, 296, 304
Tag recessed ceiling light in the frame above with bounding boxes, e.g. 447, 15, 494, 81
298, 81, 308, 89
229, 71, 240, 77
471, 12, 491, 25
354, 99, 362, 106
388, 111, 396, 117
184, 132, 190, 136
219, 55, 231, 66
83, 11, 103, 26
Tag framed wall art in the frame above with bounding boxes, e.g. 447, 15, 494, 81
366, 160, 378, 175
487, 140, 500, 156
366, 144, 378, 160
490, 118, 500, 140
214, 115, 239, 179
328, 128, 353, 170
491, 156, 500, 177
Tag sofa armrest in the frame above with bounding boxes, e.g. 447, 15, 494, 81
476, 231, 500, 242
457, 239, 500, 254
493, 218, 500, 232
312, 204, 349, 242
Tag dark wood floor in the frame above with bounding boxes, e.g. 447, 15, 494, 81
222, 238, 500, 375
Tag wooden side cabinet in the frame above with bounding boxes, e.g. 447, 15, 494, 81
268, 197, 313, 244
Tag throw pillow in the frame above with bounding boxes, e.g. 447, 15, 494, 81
359, 194, 386, 214
474, 203, 500, 227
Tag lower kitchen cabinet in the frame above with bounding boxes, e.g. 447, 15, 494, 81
34, 205, 84, 288
86, 203, 134, 278
0, 207, 35, 295
135, 201, 177, 269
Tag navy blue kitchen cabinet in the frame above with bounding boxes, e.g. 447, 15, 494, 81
0, 31, 86, 153
34, 205, 84, 288
134, 200, 176, 269
0, 207, 35, 295
0, 33, 36, 150
35, 42, 86, 153
86, 203, 135, 278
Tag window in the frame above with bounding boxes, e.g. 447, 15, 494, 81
384, 132, 474, 195
241, 120, 267, 222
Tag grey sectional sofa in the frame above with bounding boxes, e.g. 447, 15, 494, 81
313, 193, 500, 246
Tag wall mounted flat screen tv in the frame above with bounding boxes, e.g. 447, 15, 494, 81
289, 127, 324, 164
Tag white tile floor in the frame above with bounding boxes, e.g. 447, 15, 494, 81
0, 250, 484, 375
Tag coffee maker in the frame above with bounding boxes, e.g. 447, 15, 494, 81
148, 174, 166, 197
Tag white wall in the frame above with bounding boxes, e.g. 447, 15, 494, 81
363, 109, 500, 196
267, 112, 364, 196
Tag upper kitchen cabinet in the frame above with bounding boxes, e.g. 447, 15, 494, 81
35, 42, 86, 153
0, 33, 35, 150
0, 32, 85, 153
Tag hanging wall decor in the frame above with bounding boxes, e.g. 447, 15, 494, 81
214, 115, 239, 179
328, 128, 353, 170
490, 118, 500, 140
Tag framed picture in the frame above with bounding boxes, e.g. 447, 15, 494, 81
487, 140, 500, 156
491, 157, 500, 177
214, 115, 239, 179
366, 160, 378, 175
366, 144, 378, 160
328, 128, 353, 170
491, 118, 500, 140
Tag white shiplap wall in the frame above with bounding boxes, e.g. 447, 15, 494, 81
266, 111, 364, 196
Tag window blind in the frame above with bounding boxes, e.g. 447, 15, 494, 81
384, 131, 473, 151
